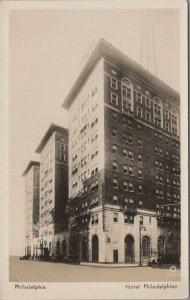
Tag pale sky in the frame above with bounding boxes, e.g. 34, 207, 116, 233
9, 9, 179, 255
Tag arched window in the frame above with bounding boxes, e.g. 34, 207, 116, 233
142, 236, 150, 257
121, 78, 134, 113
153, 97, 163, 128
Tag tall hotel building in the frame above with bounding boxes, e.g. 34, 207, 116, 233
62, 39, 180, 263
22, 161, 40, 257
36, 124, 69, 255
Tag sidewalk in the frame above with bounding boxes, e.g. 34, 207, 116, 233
80, 262, 147, 268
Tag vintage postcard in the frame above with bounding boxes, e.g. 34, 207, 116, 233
0, 0, 189, 299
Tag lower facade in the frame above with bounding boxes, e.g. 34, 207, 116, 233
24, 206, 180, 264
69, 205, 180, 264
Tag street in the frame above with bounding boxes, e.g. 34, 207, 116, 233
9, 256, 180, 282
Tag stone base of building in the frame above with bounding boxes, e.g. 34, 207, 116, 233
25, 207, 180, 264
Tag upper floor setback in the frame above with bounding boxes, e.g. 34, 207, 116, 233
62, 39, 180, 112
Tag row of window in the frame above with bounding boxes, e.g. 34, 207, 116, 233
156, 175, 180, 185
112, 131, 179, 152
155, 161, 180, 174
112, 113, 179, 141
113, 179, 143, 193
110, 91, 179, 134
110, 77, 178, 115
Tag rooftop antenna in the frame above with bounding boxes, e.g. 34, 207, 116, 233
140, 10, 157, 76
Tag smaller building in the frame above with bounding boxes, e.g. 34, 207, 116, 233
36, 124, 69, 257
22, 161, 40, 257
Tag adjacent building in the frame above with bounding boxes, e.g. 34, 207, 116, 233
22, 161, 40, 257
35, 124, 69, 256
62, 39, 180, 263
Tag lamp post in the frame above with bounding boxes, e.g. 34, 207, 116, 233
139, 222, 146, 266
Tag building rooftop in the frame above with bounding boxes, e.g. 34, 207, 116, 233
22, 161, 40, 177
35, 123, 68, 153
62, 39, 180, 110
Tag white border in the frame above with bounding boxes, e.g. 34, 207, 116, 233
0, 0, 188, 299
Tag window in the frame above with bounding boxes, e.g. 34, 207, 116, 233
145, 111, 151, 122
136, 92, 142, 103
91, 116, 98, 128
123, 117, 132, 128
137, 106, 143, 118
113, 213, 118, 223
138, 139, 142, 148
154, 103, 161, 115
159, 148, 163, 156
60, 153, 66, 161
138, 169, 143, 178
123, 133, 133, 144
128, 151, 133, 160
112, 145, 117, 154
165, 122, 169, 132
113, 161, 117, 171
95, 214, 98, 224
128, 134, 133, 144
140, 216, 143, 225
124, 181, 128, 190
165, 110, 169, 119
91, 131, 98, 144
91, 165, 98, 176
113, 195, 118, 204
155, 147, 159, 155
138, 154, 142, 162
123, 165, 128, 174
128, 182, 134, 192
139, 201, 143, 207
123, 149, 128, 157
124, 215, 129, 223
111, 77, 118, 89
113, 178, 118, 189
155, 160, 159, 169
60, 143, 65, 151
138, 185, 143, 194
155, 118, 161, 127
172, 127, 177, 136
122, 79, 132, 99
111, 93, 118, 105
91, 215, 94, 225
91, 148, 98, 160
145, 97, 150, 108
166, 178, 170, 186
112, 128, 117, 137
128, 166, 133, 176
124, 215, 134, 224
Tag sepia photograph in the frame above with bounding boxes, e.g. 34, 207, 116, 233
0, 0, 188, 299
